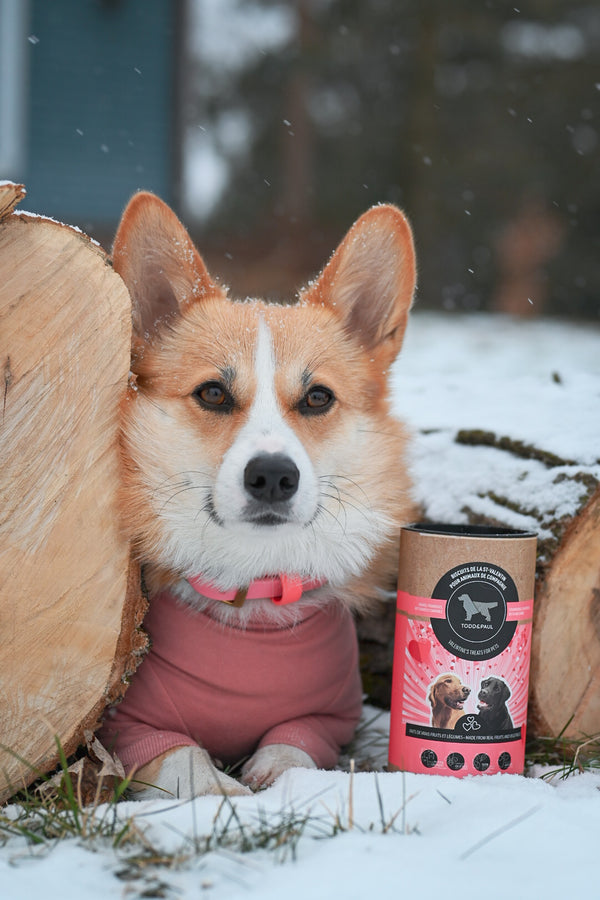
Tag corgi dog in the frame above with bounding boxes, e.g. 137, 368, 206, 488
99, 193, 416, 799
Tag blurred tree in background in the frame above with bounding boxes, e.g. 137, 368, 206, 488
182, 0, 599, 316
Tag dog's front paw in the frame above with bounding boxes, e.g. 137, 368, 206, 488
130, 746, 252, 800
241, 744, 316, 790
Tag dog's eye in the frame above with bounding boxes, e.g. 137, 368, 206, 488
192, 381, 234, 412
298, 385, 335, 416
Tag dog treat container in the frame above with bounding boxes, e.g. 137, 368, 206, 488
389, 523, 537, 777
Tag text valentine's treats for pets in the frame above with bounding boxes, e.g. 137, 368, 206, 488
389, 524, 537, 777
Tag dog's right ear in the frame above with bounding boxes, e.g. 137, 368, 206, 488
113, 192, 219, 338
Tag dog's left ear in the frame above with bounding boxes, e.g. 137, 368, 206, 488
304, 204, 416, 368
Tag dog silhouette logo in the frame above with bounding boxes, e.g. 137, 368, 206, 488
458, 593, 498, 622
431, 562, 517, 660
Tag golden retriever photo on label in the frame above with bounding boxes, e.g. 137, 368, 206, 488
428, 674, 471, 730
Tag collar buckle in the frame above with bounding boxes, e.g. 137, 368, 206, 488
229, 586, 248, 608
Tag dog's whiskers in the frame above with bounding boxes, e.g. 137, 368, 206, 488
153, 470, 214, 515
158, 484, 206, 509
326, 473, 372, 507
318, 475, 375, 527
316, 500, 348, 535
195, 494, 219, 528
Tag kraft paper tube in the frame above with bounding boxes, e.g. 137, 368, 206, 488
389, 524, 537, 777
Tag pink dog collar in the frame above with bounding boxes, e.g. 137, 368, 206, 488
187, 573, 326, 607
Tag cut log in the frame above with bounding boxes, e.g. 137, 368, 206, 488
530, 484, 600, 739
0, 183, 146, 802
441, 429, 600, 740
358, 314, 600, 744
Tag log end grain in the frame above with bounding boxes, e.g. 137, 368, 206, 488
0, 206, 145, 802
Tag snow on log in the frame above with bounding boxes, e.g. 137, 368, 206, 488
0, 181, 26, 220
0, 183, 146, 802
359, 313, 600, 742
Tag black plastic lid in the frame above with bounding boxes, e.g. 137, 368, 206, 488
403, 522, 537, 539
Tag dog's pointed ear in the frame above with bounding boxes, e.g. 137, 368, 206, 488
303, 204, 416, 368
112, 192, 219, 338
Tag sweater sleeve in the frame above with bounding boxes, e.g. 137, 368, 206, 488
98, 707, 198, 775
257, 650, 363, 769
258, 711, 359, 769
97, 644, 200, 776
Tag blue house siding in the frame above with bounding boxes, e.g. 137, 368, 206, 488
25, 0, 178, 228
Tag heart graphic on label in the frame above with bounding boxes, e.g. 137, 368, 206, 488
408, 638, 431, 663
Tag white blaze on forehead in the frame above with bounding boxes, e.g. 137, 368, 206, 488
248, 316, 284, 448
212, 316, 318, 523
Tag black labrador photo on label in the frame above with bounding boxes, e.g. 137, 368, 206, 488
476, 676, 513, 732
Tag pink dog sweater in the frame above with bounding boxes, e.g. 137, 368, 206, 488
99, 590, 363, 774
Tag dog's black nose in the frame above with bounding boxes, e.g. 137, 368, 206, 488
244, 453, 299, 504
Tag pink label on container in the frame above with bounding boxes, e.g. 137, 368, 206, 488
389, 562, 533, 777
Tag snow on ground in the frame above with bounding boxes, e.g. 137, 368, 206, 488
126, 766, 600, 898
1, 741, 599, 899
392, 312, 600, 540
1, 313, 599, 898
